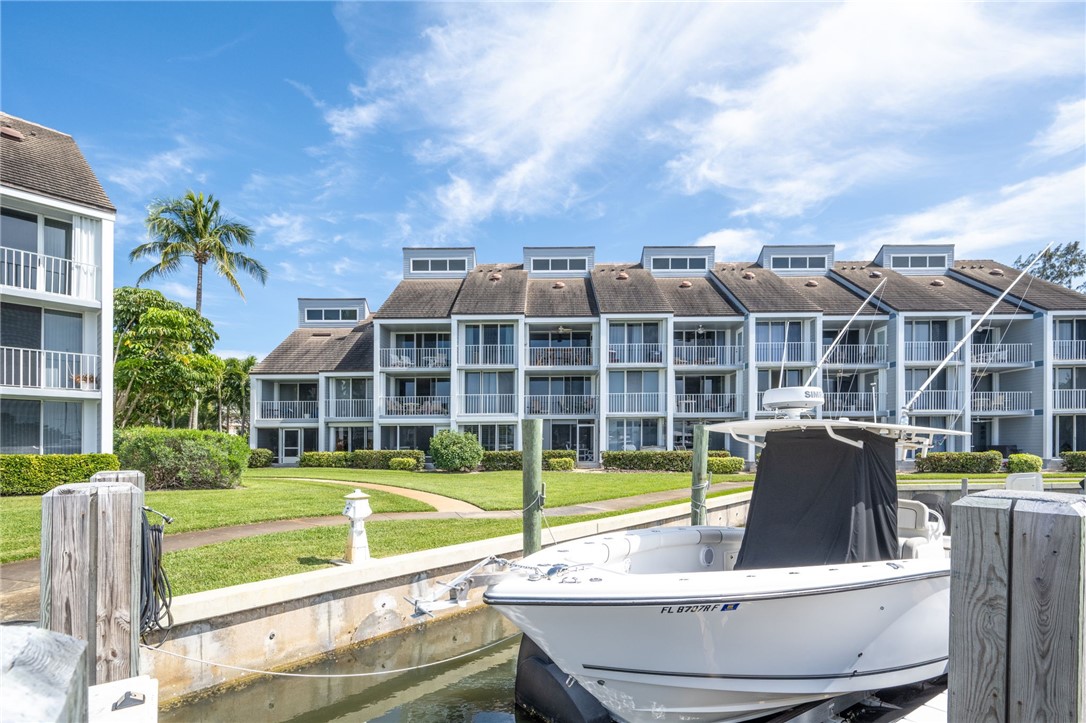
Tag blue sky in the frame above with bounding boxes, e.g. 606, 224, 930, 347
3, 2, 1084, 359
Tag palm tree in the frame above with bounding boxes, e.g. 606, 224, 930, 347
132, 191, 268, 314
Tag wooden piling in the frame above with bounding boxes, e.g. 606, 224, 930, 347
522, 418, 543, 556
0, 626, 88, 722
691, 425, 709, 526
949, 490, 1085, 722
90, 469, 146, 493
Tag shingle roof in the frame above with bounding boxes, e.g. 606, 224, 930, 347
450, 264, 527, 315
950, 259, 1086, 311
0, 113, 115, 213
374, 279, 463, 318
712, 263, 822, 313
909, 274, 1028, 315
591, 265, 672, 314
253, 321, 374, 374
655, 276, 741, 317
830, 262, 971, 312
526, 277, 597, 317
775, 275, 881, 316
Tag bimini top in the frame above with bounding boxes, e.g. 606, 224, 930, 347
706, 417, 969, 453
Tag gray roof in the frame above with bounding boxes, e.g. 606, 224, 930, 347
0, 113, 115, 213
712, 263, 822, 313
776, 275, 881, 316
253, 321, 374, 374
374, 279, 463, 318
909, 274, 1028, 315
951, 259, 1086, 311
830, 262, 971, 312
451, 264, 527, 315
591, 265, 672, 314
526, 277, 597, 317
655, 276, 741, 317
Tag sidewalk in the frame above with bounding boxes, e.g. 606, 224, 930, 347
0, 479, 747, 623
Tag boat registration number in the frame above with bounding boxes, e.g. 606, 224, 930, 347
659, 603, 740, 614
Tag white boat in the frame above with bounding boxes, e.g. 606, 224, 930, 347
482, 388, 965, 723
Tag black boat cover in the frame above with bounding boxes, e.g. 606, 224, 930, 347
734, 427, 898, 570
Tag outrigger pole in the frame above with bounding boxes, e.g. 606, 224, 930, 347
804, 278, 887, 387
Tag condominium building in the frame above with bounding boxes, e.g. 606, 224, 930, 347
0, 113, 115, 454
251, 244, 1086, 464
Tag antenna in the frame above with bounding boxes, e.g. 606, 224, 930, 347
804, 277, 887, 387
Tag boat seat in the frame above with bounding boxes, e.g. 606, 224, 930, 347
897, 499, 945, 559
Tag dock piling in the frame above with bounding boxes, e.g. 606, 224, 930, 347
691, 425, 709, 526
522, 418, 543, 556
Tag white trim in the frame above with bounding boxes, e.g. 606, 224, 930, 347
0, 186, 115, 222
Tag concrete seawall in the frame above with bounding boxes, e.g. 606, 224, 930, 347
146, 492, 752, 703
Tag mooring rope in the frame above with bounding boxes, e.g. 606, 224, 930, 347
140, 632, 520, 679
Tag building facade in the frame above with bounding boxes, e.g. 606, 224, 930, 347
251, 244, 1086, 464
1, 113, 116, 454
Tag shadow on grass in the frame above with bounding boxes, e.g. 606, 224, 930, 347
297, 555, 337, 567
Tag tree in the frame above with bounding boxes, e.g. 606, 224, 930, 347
1014, 242, 1086, 292
203, 355, 256, 434
132, 190, 268, 315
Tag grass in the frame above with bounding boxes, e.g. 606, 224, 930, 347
898, 472, 1081, 482
0, 477, 432, 564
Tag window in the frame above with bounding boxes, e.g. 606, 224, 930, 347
381, 425, 436, 451
607, 418, 661, 451
531, 257, 588, 272
305, 308, 358, 322
330, 426, 373, 452
673, 419, 730, 451
651, 256, 707, 271
889, 255, 947, 270
333, 378, 371, 400
0, 399, 82, 454
411, 258, 467, 272
757, 369, 803, 391
460, 424, 516, 451
770, 256, 826, 270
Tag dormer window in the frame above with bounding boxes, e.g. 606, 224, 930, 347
770, 256, 826, 270
531, 257, 587, 272
889, 254, 947, 270
411, 258, 468, 273
305, 308, 358, 322
651, 256, 707, 271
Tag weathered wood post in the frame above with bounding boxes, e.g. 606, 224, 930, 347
0, 626, 88, 722
522, 418, 543, 556
691, 424, 709, 526
90, 469, 146, 492
40, 480, 143, 685
949, 490, 1085, 722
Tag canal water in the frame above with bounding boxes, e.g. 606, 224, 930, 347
160, 606, 541, 722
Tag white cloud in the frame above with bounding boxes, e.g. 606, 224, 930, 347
256, 211, 321, 250
153, 280, 197, 305
695, 228, 770, 261
105, 137, 208, 197
1030, 98, 1086, 160
855, 166, 1085, 258
323, 101, 386, 141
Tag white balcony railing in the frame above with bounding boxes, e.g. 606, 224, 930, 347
608, 392, 662, 414
1053, 389, 1086, 410
904, 341, 955, 362
972, 391, 1032, 413
1053, 340, 1086, 361
906, 390, 964, 411
1, 247, 98, 301
381, 396, 450, 416
525, 394, 597, 415
608, 343, 665, 364
754, 341, 816, 364
971, 343, 1032, 366
459, 344, 516, 366
526, 347, 594, 367
673, 393, 739, 415
459, 394, 517, 415
259, 400, 318, 420
822, 392, 883, 414
326, 399, 374, 419
380, 348, 450, 369
821, 344, 887, 366
673, 345, 744, 366
0, 347, 101, 391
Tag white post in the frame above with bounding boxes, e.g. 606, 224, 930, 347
342, 489, 372, 563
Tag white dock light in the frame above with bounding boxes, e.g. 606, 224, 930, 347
342, 489, 373, 563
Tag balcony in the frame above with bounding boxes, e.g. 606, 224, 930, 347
459, 394, 517, 415
906, 390, 964, 411
1053, 389, 1086, 410
673, 345, 744, 366
609, 392, 662, 414
608, 343, 665, 365
1, 248, 98, 302
381, 396, 450, 416
1053, 340, 1086, 361
526, 347, 594, 367
459, 344, 516, 366
822, 392, 883, 415
0, 347, 101, 391
821, 344, 887, 366
971, 343, 1032, 367
904, 341, 956, 363
972, 391, 1032, 413
325, 399, 374, 419
259, 401, 318, 420
525, 394, 597, 416
673, 393, 739, 415
380, 348, 450, 369
754, 341, 816, 364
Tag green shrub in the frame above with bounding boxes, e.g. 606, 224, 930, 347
114, 427, 250, 490
248, 448, 275, 468
708, 456, 745, 474
430, 430, 484, 472
1061, 451, 1086, 472
0, 453, 120, 496
543, 449, 579, 462
389, 457, 419, 471
913, 451, 1003, 474
348, 449, 424, 470
1006, 453, 1043, 473
602, 449, 731, 472
480, 449, 578, 471
298, 451, 350, 468
546, 457, 575, 471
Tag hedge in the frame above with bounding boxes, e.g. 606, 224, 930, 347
601, 449, 731, 472
115, 427, 250, 490
349, 449, 425, 470
0, 453, 120, 496
546, 457, 575, 471
1006, 453, 1043, 473
389, 457, 419, 471
430, 431, 484, 472
708, 457, 745, 474
248, 448, 275, 468
913, 450, 1003, 474
299, 451, 351, 468
480, 449, 578, 471
1062, 451, 1086, 472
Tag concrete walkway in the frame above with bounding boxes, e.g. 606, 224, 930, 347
0, 479, 747, 623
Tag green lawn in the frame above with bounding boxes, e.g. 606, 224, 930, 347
898, 472, 1082, 483
0, 477, 432, 564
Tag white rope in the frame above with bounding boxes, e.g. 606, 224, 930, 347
140, 632, 520, 679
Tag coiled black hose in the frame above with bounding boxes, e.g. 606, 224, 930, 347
139, 507, 173, 640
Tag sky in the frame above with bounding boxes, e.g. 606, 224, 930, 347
2, 2, 1084, 359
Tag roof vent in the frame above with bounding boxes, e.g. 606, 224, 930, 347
742, 271, 756, 280
805, 280, 819, 287
616, 271, 629, 280
989, 268, 1005, 277
0, 126, 24, 141
553, 281, 566, 289
489, 272, 502, 282
930, 279, 945, 287
678, 280, 692, 288
869, 271, 882, 278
